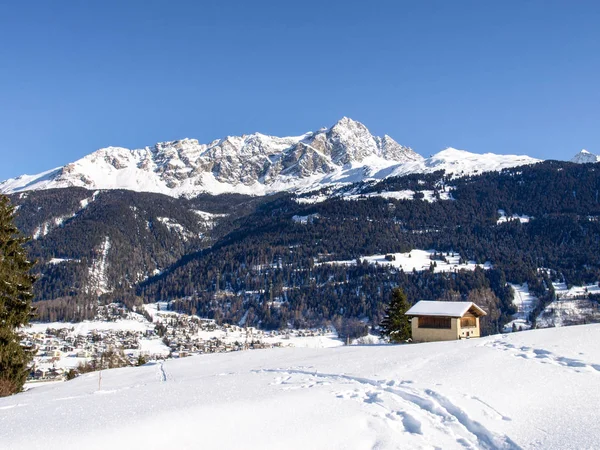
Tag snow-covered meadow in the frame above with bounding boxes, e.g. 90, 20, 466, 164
3, 325, 600, 449
322, 249, 492, 274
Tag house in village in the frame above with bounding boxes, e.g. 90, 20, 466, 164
405, 301, 487, 343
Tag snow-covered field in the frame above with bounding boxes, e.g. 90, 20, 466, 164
3, 325, 600, 449
27, 319, 153, 335
497, 210, 532, 225
322, 249, 491, 274
294, 187, 455, 205
552, 282, 600, 299
343, 189, 454, 202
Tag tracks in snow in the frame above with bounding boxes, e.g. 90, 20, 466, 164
157, 362, 168, 382
484, 337, 600, 374
254, 367, 520, 450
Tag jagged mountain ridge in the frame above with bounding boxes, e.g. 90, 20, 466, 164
1, 118, 542, 197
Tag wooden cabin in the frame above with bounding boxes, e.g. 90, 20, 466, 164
405, 301, 487, 343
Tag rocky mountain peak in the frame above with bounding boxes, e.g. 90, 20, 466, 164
378, 135, 422, 162
0, 118, 543, 198
571, 149, 599, 164
325, 117, 380, 164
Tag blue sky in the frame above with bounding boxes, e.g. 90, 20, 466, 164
1, 0, 599, 180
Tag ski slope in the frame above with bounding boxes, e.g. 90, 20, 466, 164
2, 325, 600, 449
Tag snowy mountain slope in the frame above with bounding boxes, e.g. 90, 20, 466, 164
381, 148, 540, 179
571, 149, 600, 164
0, 118, 541, 197
3, 325, 600, 450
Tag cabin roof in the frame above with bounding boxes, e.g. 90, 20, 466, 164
405, 301, 487, 318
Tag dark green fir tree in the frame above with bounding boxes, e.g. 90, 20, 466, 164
380, 288, 412, 343
0, 195, 36, 396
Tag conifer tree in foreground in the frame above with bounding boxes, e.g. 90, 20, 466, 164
380, 288, 412, 343
0, 195, 35, 396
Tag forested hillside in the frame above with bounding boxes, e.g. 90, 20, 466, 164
9, 161, 600, 333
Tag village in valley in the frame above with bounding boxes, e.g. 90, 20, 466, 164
24, 279, 600, 384
22, 254, 600, 385
23, 302, 341, 384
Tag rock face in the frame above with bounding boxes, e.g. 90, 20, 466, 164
571, 149, 600, 164
1, 117, 541, 197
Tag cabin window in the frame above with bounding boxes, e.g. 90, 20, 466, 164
418, 316, 451, 329
460, 317, 476, 328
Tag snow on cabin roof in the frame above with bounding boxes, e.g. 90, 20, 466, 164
405, 301, 486, 317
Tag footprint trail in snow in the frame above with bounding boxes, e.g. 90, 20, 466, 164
255, 367, 521, 450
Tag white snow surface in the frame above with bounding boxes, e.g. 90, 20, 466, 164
385, 148, 539, 179
26, 320, 153, 335
406, 301, 484, 317
0, 119, 541, 198
343, 189, 453, 202
138, 338, 171, 357
3, 325, 600, 449
47, 258, 79, 265
323, 249, 491, 274
552, 281, 600, 299
497, 210, 531, 225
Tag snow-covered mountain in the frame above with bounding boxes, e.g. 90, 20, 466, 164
0, 118, 541, 198
384, 148, 540, 179
571, 149, 600, 164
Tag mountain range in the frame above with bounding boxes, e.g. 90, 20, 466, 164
2, 118, 599, 332
0, 118, 553, 197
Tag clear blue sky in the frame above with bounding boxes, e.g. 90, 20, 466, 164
1, 0, 599, 180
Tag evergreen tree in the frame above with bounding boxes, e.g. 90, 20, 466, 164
0, 195, 35, 396
380, 288, 412, 343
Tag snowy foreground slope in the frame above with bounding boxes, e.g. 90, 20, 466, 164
3, 326, 600, 450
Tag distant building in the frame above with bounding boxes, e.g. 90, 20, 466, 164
405, 301, 486, 343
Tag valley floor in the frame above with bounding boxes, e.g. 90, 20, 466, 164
2, 325, 600, 450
